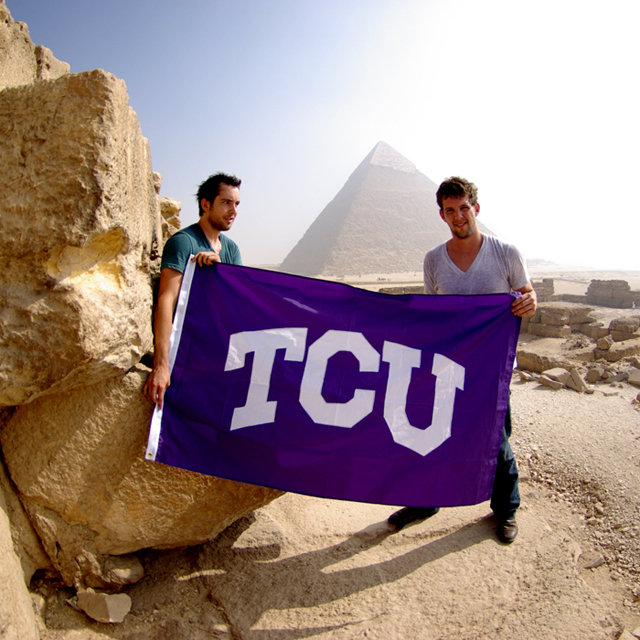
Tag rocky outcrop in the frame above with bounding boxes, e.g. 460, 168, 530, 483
152, 170, 182, 241
159, 196, 182, 240
0, 0, 69, 90
0, 365, 282, 589
0, 69, 163, 407
0, 474, 40, 640
0, 459, 51, 583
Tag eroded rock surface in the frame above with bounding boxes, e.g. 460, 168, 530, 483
0, 366, 283, 588
0, 0, 69, 91
0, 69, 163, 407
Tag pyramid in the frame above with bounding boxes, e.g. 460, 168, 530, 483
279, 141, 493, 277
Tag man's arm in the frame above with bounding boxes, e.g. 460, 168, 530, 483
511, 282, 537, 317
142, 267, 183, 408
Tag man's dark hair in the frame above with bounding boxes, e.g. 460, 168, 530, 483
196, 173, 241, 216
436, 176, 478, 210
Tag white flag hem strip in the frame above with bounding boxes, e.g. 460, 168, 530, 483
145, 258, 197, 461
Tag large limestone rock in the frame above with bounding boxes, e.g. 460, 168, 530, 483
0, 69, 163, 407
0, 459, 51, 583
0, 0, 69, 91
0, 475, 40, 640
516, 351, 575, 374
0, 365, 283, 588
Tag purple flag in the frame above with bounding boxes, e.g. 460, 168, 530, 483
146, 262, 520, 507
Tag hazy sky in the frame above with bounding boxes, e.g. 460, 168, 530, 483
12, 0, 640, 270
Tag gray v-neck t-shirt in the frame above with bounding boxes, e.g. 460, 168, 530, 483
423, 235, 529, 295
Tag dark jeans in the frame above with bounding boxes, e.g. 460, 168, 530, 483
489, 399, 520, 521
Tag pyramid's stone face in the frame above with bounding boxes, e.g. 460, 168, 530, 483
279, 142, 490, 277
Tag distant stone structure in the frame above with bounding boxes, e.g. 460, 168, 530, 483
380, 278, 554, 298
586, 280, 640, 309
280, 141, 494, 277
530, 278, 640, 309
532, 278, 554, 302
521, 304, 600, 338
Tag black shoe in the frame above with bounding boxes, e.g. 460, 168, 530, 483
497, 519, 518, 543
387, 507, 440, 530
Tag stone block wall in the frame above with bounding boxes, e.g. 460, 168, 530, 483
378, 285, 424, 294
532, 278, 554, 302
586, 279, 640, 309
520, 304, 596, 338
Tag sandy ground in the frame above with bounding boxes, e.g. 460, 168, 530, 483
33, 271, 640, 640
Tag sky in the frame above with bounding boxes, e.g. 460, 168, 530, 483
11, 0, 640, 270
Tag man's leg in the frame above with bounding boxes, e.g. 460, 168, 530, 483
490, 398, 520, 542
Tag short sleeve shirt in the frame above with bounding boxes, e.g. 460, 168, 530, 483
423, 235, 529, 295
161, 223, 242, 273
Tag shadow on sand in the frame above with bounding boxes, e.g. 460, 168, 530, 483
181, 512, 496, 639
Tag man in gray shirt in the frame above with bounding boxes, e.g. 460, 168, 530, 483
388, 176, 537, 543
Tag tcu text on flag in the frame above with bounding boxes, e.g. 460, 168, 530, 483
225, 328, 465, 457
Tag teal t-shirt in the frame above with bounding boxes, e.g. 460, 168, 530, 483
161, 223, 242, 273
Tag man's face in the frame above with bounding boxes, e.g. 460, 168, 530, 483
202, 184, 240, 231
440, 195, 480, 240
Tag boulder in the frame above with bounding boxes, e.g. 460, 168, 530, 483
594, 339, 640, 363
0, 472, 40, 640
629, 370, 640, 388
77, 589, 131, 624
159, 196, 182, 241
0, 1, 69, 90
542, 368, 571, 385
580, 322, 608, 340
597, 335, 614, 350
586, 367, 605, 383
0, 458, 51, 583
609, 317, 640, 334
516, 351, 574, 374
0, 69, 163, 407
566, 368, 588, 393
609, 317, 640, 342
0, 365, 283, 588
539, 375, 564, 390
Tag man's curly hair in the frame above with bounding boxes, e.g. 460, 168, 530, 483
436, 177, 478, 210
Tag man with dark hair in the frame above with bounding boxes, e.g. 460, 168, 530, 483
435, 175, 478, 210
387, 176, 537, 543
143, 172, 242, 407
